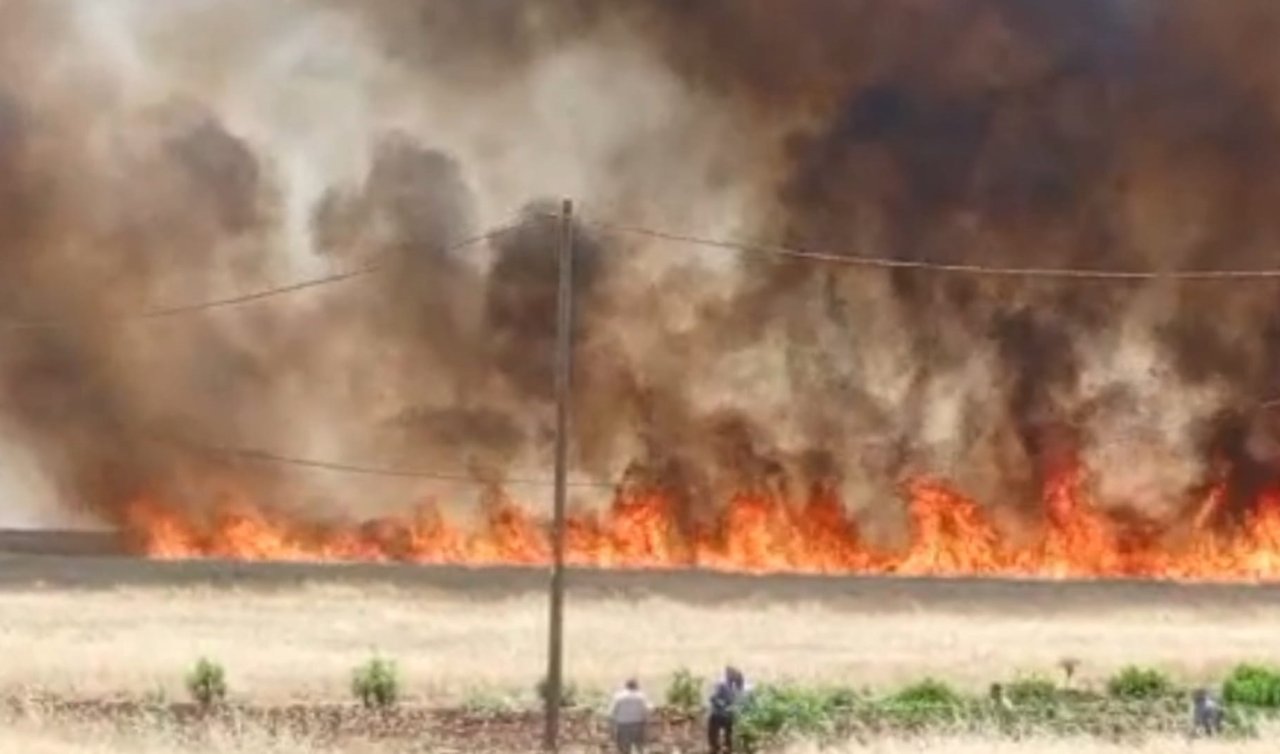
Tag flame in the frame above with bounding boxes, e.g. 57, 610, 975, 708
120, 460, 1280, 583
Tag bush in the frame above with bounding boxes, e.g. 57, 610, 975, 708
736, 685, 836, 752
537, 677, 579, 708
1224, 664, 1280, 708
463, 689, 521, 715
1006, 675, 1060, 706
186, 658, 227, 707
889, 678, 964, 709
666, 669, 703, 715
352, 656, 400, 710
821, 686, 861, 711
1106, 666, 1174, 700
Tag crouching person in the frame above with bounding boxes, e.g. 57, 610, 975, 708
1191, 688, 1225, 737
610, 678, 651, 754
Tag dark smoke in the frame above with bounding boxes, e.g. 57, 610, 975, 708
0, 0, 1279, 542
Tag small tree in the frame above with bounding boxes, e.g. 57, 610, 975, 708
890, 678, 964, 709
1224, 664, 1280, 708
666, 668, 703, 716
186, 658, 227, 708
352, 656, 401, 710
1106, 666, 1174, 701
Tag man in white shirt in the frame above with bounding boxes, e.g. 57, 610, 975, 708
609, 678, 651, 754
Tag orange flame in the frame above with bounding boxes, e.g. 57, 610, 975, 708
120, 460, 1280, 583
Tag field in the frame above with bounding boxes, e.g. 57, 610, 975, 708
5, 534, 1280, 751
5, 722, 1280, 754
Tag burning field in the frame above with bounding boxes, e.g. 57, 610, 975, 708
125, 463, 1280, 581
6, 0, 1280, 588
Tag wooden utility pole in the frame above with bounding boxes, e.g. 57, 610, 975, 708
543, 198, 574, 752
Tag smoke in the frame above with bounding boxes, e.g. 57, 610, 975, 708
0, 0, 1278, 544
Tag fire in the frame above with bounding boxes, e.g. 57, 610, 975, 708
121, 461, 1280, 583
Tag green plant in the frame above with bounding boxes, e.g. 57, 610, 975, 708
889, 678, 964, 708
1106, 666, 1174, 700
820, 686, 861, 711
1224, 664, 1280, 708
537, 677, 579, 708
185, 658, 227, 708
463, 688, 522, 715
352, 656, 400, 710
666, 668, 703, 715
1006, 674, 1059, 705
736, 685, 836, 752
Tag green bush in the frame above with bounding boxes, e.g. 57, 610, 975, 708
821, 686, 861, 711
1224, 664, 1280, 708
1006, 675, 1060, 705
352, 656, 400, 710
185, 658, 227, 708
1106, 666, 1174, 700
889, 678, 964, 708
736, 685, 836, 751
666, 669, 703, 715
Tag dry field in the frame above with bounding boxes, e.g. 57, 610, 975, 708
5, 547, 1280, 750
1, 716, 1276, 754
1, 577, 1279, 703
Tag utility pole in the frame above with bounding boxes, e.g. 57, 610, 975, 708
543, 198, 574, 752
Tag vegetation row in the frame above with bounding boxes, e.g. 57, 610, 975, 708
159, 658, 1280, 749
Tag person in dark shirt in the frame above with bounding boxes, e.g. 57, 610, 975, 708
708, 667, 746, 754
1191, 688, 1224, 737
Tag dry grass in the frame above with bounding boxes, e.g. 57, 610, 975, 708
786, 733, 1280, 753
2, 716, 1275, 754
2, 583, 1280, 704
0, 718, 359, 754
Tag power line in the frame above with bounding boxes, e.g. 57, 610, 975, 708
158, 431, 619, 489
0, 219, 529, 330
589, 219, 1280, 281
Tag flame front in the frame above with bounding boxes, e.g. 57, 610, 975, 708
120, 461, 1280, 582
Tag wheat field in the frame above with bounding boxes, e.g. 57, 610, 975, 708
1, 582, 1278, 703
1, 717, 1273, 754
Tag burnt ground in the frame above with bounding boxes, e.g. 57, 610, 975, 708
0, 529, 1278, 615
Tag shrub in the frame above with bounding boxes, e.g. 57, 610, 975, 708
537, 677, 579, 708
1006, 675, 1060, 705
352, 656, 400, 710
1224, 664, 1280, 708
889, 678, 964, 709
463, 689, 521, 715
666, 668, 703, 715
821, 686, 861, 711
736, 685, 836, 752
185, 658, 227, 708
1106, 666, 1174, 700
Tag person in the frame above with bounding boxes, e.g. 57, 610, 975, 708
1191, 688, 1224, 737
609, 678, 651, 754
708, 667, 747, 754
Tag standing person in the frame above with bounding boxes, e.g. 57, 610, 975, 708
609, 678, 651, 754
708, 667, 746, 754
1191, 688, 1224, 737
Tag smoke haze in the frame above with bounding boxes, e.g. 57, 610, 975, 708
1, 0, 1278, 547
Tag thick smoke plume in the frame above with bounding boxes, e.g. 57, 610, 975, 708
1, 0, 1279, 545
